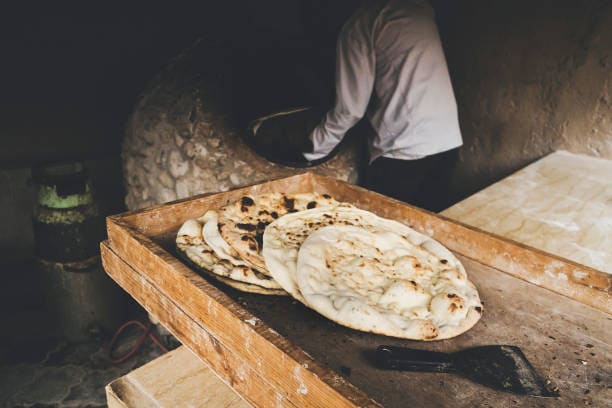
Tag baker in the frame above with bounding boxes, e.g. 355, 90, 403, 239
302, 0, 463, 212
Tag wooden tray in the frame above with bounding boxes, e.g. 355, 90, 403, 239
102, 172, 611, 407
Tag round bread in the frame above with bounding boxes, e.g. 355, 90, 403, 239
262, 205, 444, 301
296, 225, 482, 340
202, 210, 247, 264
176, 218, 284, 291
218, 193, 339, 271
201, 269, 288, 296
202, 210, 270, 276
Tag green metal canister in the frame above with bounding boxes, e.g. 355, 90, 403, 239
32, 162, 125, 341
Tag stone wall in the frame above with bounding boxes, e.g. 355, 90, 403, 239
444, 0, 612, 199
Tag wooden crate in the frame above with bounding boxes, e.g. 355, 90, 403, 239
102, 172, 611, 407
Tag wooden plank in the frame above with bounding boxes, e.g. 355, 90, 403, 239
105, 345, 250, 408
103, 172, 611, 406
108, 173, 314, 237
101, 241, 378, 408
442, 151, 612, 274
101, 243, 293, 408
106, 386, 128, 408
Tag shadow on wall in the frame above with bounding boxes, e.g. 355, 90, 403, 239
443, 0, 612, 201
0, 0, 351, 167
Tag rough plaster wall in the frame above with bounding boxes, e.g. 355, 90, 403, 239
446, 0, 612, 199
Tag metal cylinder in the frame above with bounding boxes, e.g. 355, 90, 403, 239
32, 162, 125, 341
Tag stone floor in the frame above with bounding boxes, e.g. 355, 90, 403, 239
0, 326, 173, 408
0, 256, 177, 408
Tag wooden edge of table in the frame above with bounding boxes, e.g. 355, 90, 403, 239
101, 243, 290, 407
106, 384, 129, 408
101, 240, 380, 408
107, 173, 310, 221
105, 345, 250, 408
108, 172, 610, 315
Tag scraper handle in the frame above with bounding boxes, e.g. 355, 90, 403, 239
376, 345, 456, 373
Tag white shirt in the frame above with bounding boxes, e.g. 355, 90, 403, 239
304, 0, 462, 163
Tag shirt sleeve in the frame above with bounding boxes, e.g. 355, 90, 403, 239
304, 9, 376, 161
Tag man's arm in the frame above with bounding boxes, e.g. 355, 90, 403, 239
304, 9, 376, 161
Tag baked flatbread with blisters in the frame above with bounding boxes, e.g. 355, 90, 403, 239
176, 218, 285, 292
218, 193, 339, 272
263, 205, 432, 301
296, 225, 482, 340
262, 205, 482, 340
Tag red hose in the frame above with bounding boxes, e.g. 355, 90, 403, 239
109, 320, 169, 364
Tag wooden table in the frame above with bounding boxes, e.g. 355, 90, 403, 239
443, 150, 612, 275
106, 345, 250, 408
103, 158, 610, 406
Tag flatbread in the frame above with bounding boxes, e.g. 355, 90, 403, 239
202, 210, 270, 276
262, 205, 442, 301
201, 269, 288, 296
202, 210, 247, 265
176, 218, 284, 291
218, 193, 340, 272
296, 225, 482, 340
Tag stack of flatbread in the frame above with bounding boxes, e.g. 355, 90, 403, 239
177, 192, 483, 340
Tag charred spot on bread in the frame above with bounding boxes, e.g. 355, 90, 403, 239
307, 201, 317, 209
447, 293, 458, 299
322, 194, 332, 199
283, 196, 295, 210
475, 306, 483, 313
257, 221, 269, 230
440, 259, 448, 264
241, 196, 255, 206
271, 211, 279, 219
236, 223, 257, 231
424, 326, 439, 340
254, 232, 264, 250
258, 210, 269, 216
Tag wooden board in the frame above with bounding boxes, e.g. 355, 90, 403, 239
103, 172, 612, 407
101, 243, 611, 407
106, 345, 250, 408
443, 150, 612, 275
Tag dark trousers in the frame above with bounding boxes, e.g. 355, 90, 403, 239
362, 148, 459, 213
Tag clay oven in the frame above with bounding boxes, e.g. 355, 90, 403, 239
122, 40, 360, 210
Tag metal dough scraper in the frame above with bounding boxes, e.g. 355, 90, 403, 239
375, 345, 559, 398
